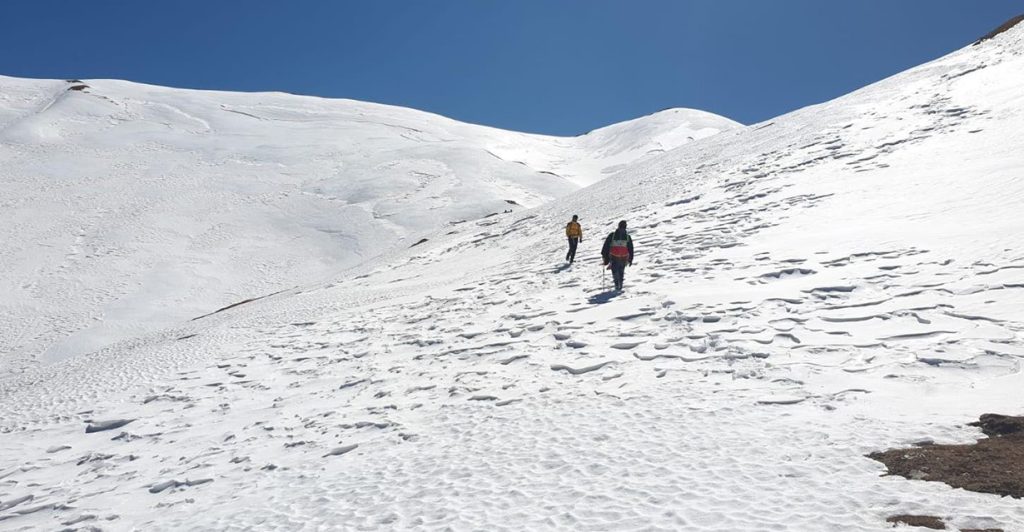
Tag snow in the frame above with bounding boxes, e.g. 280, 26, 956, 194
0, 77, 737, 371
489, 107, 742, 187
1, 23, 1024, 532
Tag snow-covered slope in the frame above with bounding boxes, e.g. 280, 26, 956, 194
489, 107, 742, 186
2, 24, 1023, 531
0, 77, 739, 370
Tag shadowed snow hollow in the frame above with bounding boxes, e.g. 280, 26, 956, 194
0, 76, 739, 369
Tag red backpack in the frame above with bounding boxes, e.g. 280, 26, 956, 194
609, 235, 630, 259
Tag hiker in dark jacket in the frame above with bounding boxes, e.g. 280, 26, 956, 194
601, 220, 634, 291
565, 215, 582, 263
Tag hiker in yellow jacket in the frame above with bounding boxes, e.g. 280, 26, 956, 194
565, 215, 582, 263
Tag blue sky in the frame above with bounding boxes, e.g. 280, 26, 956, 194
1, 1, 1018, 135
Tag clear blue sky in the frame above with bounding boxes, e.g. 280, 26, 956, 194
1, 1, 1018, 135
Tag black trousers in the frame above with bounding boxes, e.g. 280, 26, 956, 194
566, 237, 579, 262
610, 259, 627, 289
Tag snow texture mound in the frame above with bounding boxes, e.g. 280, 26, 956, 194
1, 24, 1023, 532
0, 76, 738, 370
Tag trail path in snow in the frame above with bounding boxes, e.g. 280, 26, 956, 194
2, 147, 1021, 529
2, 193, 1021, 529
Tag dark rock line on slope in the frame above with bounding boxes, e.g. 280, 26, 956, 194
975, 14, 1024, 44
191, 288, 292, 321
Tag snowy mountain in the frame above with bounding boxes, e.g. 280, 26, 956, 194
0, 76, 739, 370
2, 22, 1024, 532
488, 106, 742, 186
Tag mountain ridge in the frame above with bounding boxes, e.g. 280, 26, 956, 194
0, 73, 739, 369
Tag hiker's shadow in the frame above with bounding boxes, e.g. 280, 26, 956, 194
587, 290, 621, 304
553, 263, 571, 274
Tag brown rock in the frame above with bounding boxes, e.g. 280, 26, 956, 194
885, 514, 945, 529
969, 413, 1024, 437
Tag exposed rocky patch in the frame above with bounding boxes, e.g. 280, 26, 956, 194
968, 413, 1024, 437
975, 14, 1024, 44
869, 414, 1024, 499
886, 514, 945, 529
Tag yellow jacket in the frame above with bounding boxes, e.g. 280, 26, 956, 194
566, 221, 582, 238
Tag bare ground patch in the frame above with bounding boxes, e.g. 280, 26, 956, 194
886, 514, 946, 529
882, 514, 1006, 531
869, 414, 1024, 499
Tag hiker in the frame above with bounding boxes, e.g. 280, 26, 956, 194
565, 215, 582, 263
601, 220, 634, 291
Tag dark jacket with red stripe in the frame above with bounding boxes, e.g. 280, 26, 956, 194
601, 229, 634, 264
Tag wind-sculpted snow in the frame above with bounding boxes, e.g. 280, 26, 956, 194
1, 25, 1024, 532
0, 76, 738, 370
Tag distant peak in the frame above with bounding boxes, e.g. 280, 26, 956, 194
577, 107, 741, 138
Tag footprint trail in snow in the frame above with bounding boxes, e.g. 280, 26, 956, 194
2, 21, 1024, 532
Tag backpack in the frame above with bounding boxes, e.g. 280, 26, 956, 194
609, 234, 630, 259
566, 221, 581, 237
